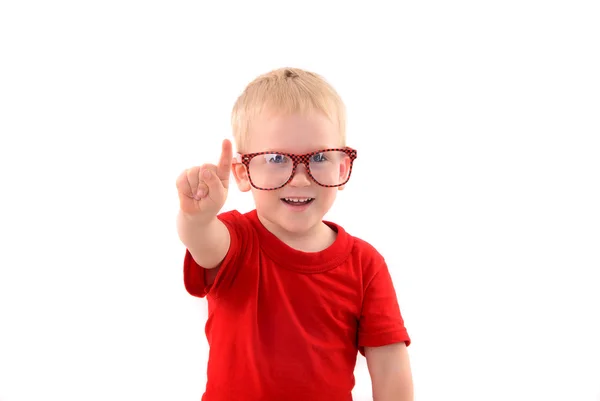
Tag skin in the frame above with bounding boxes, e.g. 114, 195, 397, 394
366, 342, 414, 401
176, 108, 413, 400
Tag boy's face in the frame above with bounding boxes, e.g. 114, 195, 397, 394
233, 109, 349, 237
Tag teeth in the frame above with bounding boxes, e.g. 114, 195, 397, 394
283, 197, 312, 203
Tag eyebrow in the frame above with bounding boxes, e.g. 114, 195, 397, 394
249, 147, 338, 154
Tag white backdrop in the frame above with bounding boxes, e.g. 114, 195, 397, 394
1, 1, 599, 400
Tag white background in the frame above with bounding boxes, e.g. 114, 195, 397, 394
1, 1, 599, 400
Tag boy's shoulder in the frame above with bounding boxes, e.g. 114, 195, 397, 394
328, 219, 388, 267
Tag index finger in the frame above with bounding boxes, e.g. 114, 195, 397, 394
216, 138, 233, 180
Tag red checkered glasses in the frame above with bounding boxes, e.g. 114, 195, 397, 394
236, 147, 358, 190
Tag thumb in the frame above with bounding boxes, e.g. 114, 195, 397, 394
202, 169, 227, 203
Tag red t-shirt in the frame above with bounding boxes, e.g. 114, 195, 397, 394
183, 209, 410, 401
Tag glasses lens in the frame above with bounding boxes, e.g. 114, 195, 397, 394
248, 153, 293, 189
309, 150, 352, 186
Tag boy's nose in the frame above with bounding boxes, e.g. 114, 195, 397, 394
289, 164, 311, 187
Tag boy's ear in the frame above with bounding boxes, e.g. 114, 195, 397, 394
337, 158, 352, 191
232, 160, 251, 192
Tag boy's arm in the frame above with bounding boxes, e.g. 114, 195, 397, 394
177, 212, 230, 269
176, 139, 233, 269
357, 252, 413, 401
365, 342, 414, 401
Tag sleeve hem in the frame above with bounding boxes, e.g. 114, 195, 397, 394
358, 329, 412, 356
182, 210, 241, 299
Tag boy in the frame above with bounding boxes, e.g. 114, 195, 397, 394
176, 67, 413, 401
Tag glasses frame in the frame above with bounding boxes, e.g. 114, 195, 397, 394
236, 147, 358, 190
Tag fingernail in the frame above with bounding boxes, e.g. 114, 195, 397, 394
203, 170, 211, 178
196, 189, 205, 199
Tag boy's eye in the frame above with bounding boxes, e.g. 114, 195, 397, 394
264, 154, 289, 164
310, 153, 328, 163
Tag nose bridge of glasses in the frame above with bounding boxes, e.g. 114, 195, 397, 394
289, 153, 308, 172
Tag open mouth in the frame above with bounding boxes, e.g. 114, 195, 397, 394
281, 197, 315, 206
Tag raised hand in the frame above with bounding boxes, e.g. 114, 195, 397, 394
176, 139, 233, 219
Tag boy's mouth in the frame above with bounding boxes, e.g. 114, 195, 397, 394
281, 197, 315, 206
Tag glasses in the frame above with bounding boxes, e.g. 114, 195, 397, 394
236, 147, 358, 190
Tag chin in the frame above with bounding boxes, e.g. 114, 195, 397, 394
259, 201, 328, 236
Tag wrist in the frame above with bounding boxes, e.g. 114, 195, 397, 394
178, 210, 217, 227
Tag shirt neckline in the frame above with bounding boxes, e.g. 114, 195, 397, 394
245, 209, 354, 273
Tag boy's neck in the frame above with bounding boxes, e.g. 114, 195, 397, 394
257, 213, 336, 253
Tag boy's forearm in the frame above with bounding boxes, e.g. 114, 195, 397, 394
177, 211, 230, 269
372, 380, 414, 401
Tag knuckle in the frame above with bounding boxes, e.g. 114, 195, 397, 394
199, 163, 217, 171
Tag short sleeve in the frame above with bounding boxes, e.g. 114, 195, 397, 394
183, 210, 249, 299
358, 260, 411, 355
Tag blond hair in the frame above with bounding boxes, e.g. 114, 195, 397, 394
231, 67, 346, 152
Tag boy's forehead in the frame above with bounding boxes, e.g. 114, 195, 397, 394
245, 109, 343, 153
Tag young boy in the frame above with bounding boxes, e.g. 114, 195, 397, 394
176, 67, 413, 401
